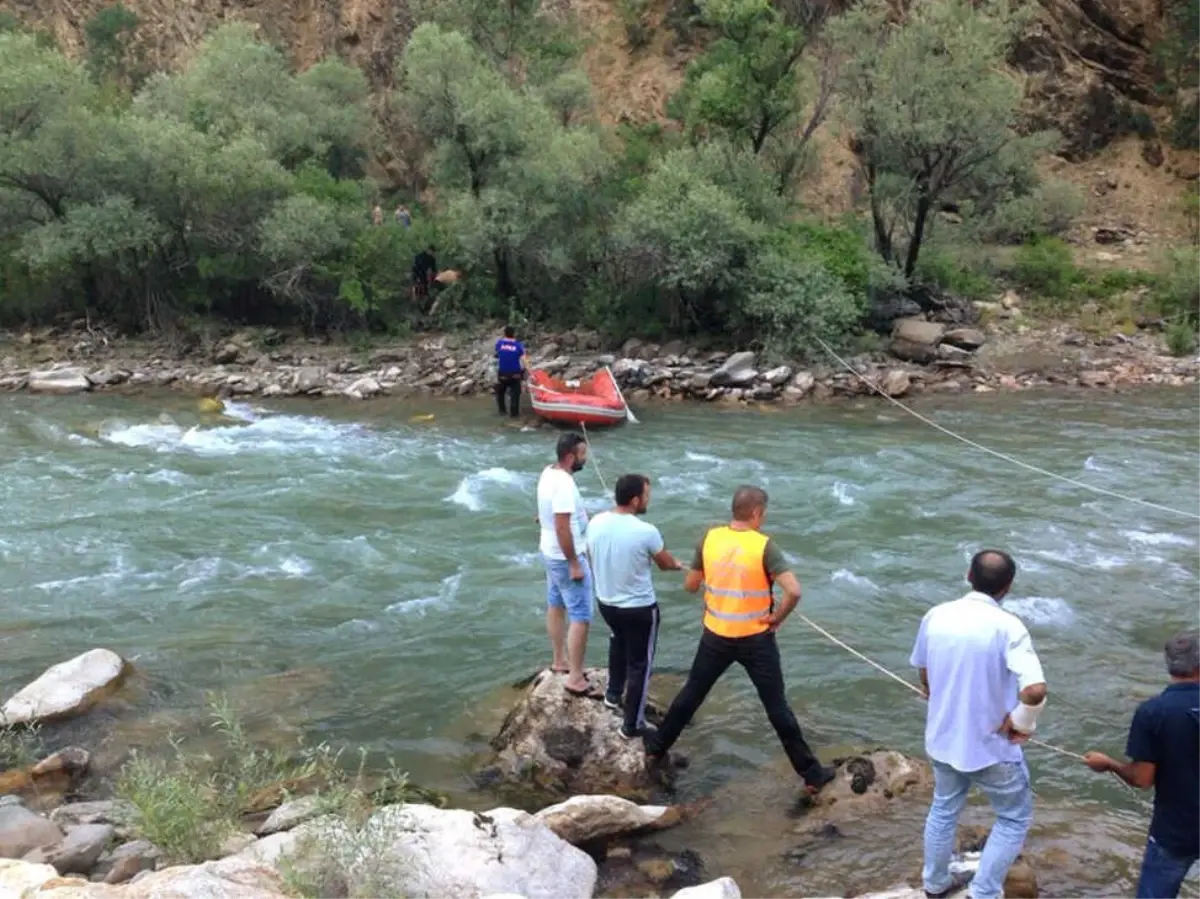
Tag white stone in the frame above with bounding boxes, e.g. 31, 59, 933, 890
852, 854, 979, 899
533, 795, 675, 845
670, 877, 743, 899
1, 649, 127, 726
256, 796, 324, 836
241, 804, 595, 899
764, 365, 792, 387
0, 858, 60, 895
28, 368, 92, 394
344, 376, 381, 399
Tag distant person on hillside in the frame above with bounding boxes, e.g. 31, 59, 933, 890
395, 204, 411, 228
372, 203, 383, 226
411, 245, 437, 306
645, 486, 836, 793
536, 432, 596, 697
494, 325, 527, 418
586, 474, 683, 739
911, 550, 1048, 899
1083, 630, 1198, 899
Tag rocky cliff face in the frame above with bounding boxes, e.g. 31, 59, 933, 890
0, 0, 1187, 166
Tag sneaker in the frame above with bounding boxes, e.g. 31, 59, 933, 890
803, 764, 838, 794
603, 693, 621, 711
925, 871, 973, 898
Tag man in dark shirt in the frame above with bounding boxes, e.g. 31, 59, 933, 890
1084, 630, 1199, 899
494, 325, 526, 418
411, 246, 437, 305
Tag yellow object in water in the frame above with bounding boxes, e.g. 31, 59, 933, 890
198, 397, 225, 414
409, 413, 435, 423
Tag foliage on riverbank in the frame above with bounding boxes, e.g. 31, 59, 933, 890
0, 0, 1195, 356
114, 692, 434, 865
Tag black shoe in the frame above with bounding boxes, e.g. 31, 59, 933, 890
621, 724, 657, 741
803, 764, 838, 794
603, 693, 621, 711
925, 871, 973, 898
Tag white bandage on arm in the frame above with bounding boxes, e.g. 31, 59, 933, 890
1009, 697, 1046, 734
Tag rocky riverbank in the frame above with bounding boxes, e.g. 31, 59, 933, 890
0, 649, 1028, 899
1, 296, 1196, 409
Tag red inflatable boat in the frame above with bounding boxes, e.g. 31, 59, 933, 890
528, 366, 635, 427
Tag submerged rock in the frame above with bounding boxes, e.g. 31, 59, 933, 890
1, 649, 129, 726
790, 751, 932, 836
0, 747, 91, 805
484, 668, 666, 799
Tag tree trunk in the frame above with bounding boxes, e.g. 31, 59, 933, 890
493, 246, 515, 297
903, 192, 933, 279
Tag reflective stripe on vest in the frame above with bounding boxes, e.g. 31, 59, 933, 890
701, 526, 772, 638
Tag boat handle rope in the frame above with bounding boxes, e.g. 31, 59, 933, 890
811, 336, 1200, 523
578, 420, 611, 496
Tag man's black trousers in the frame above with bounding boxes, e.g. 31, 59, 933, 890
495, 374, 521, 417
600, 602, 660, 734
645, 627, 823, 784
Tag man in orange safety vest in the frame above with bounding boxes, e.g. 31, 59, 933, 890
644, 484, 837, 794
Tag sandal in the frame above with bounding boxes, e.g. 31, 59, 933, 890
564, 683, 605, 700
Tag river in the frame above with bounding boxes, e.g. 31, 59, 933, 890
1, 388, 1197, 896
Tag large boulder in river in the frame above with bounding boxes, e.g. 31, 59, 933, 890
482, 668, 662, 800
791, 750, 931, 836
239, 803, 597, 898
1, 649, 129, 726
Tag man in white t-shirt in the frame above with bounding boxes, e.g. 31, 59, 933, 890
586, 474, 683, 738
536, 432, 596, 697
910, 550, 1049, 899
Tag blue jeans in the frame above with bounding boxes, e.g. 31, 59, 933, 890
1137, 835, 1198, 899
924, 759, 1034, 899
543, 555, 593, 623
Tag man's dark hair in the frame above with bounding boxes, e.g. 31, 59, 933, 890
1164, 630, 1200, 678
968, 549, 1017, 597
503, 325, 515, 338
556, 432, 585, 461
615, 474, 650, 507
732, 485, 768, 521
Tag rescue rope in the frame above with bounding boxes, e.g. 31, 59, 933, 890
578, 421, 611, 495
794, 610, 1148, 800
811, 336, 1200, 522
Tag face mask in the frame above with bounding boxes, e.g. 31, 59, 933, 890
571, 458, 586, 473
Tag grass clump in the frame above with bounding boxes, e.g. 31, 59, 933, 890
0, 723, 43, 770
115, 692, 428, 865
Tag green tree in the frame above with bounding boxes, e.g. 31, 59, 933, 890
668, 0, 834, 191
84, 4, 141, 89
832, 0, 1055, 282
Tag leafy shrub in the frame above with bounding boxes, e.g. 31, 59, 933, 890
116, 692, 416, 865
975, 179, 1084, 244
1011, 237, 1078, 300
1166, 320, 1198, 356
913, 245, 996, 301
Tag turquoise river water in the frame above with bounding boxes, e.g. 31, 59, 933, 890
0, 388, 1197, 896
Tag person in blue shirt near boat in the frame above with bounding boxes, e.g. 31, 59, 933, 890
1083, 630, 1199, 899
494, 326, 527, 418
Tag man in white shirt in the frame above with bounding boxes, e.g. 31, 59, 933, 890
586, 474, 683, 738
910, 550, 1049, 899
536, 432, 596, 697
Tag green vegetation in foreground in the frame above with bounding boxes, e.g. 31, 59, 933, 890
0, 722, 43, 770
0, 0, 1196, 358
115, 692, 444, 871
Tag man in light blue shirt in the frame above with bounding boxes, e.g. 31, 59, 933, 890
911, 550, 1049, 899
586, 473, 683, 739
